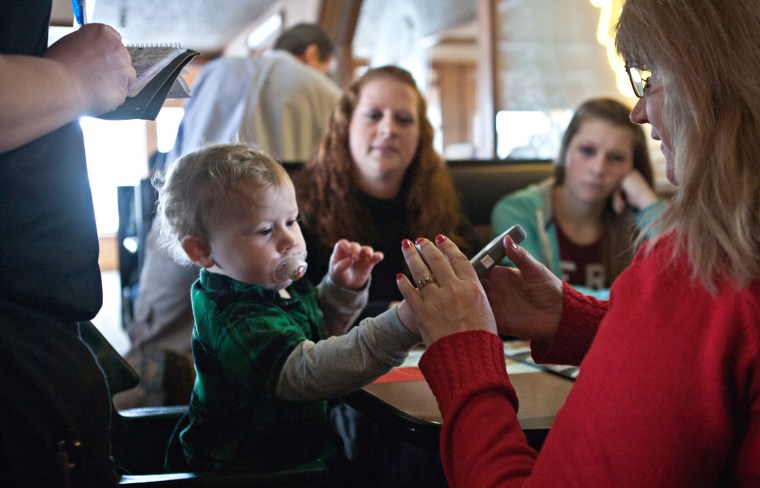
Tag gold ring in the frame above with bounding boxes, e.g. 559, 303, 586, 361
416, 274, 437, 290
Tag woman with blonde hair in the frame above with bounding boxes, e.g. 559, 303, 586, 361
393, 0, 760, 485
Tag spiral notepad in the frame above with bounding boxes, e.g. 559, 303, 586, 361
98, 45, 198, 121
127, 44, 188, 97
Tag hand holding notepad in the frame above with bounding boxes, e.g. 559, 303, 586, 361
98, 45, 198, 121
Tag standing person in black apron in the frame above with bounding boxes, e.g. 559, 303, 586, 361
0, 1, 135, 486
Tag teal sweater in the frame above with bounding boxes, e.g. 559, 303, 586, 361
491, 178, 662, 299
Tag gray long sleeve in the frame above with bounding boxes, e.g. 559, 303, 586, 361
276, 307, 420, 401
316, 273, 367, 338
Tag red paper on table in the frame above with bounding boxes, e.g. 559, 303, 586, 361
373, 367, 425, 384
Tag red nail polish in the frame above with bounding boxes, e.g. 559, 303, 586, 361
507, 235, 518, 250
396, 273, 405, 280
402, 239, 413, 249
415, 237, 425, 245
435, 234, 446, 244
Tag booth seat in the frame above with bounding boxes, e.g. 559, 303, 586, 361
282, 158, 554, 242
444, 159, 553, 242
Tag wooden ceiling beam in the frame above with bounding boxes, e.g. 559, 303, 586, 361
317, 0, 363, 87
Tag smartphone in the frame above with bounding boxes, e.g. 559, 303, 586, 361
470, 224, 527, 278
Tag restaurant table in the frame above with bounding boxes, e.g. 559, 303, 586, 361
343, 341, 575, 451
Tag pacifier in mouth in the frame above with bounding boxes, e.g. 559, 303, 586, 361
272, 252, 308, 282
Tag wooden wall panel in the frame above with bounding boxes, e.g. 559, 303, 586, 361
434, 62, 477, 153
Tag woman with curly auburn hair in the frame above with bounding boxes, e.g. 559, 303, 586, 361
295, 65, 480, 320
295, 65, 477, 487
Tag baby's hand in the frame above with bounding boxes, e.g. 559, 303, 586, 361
329, 239, 384, 290
395, 300, 421, 338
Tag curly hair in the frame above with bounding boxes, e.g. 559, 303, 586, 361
155, 143, 291, 265
295, 65, 470, 252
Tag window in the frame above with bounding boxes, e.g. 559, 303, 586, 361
80, 106, 184, 236
496, 110, 572, 160
80, 118, 148, 235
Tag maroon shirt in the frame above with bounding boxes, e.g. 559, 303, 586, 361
556, 222, 605, 290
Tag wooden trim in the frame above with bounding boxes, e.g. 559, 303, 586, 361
318, 0, 363, 87
99, 235, 119, 271
477, 0, 497, 158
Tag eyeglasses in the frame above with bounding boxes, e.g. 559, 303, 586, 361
625, 63, 652, 98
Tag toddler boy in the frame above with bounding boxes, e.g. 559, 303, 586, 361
155, 143, 420, 474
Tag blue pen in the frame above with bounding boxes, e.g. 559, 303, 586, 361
71, 0, 87, 26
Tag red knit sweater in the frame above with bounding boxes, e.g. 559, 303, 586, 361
420, 239, 760, 487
